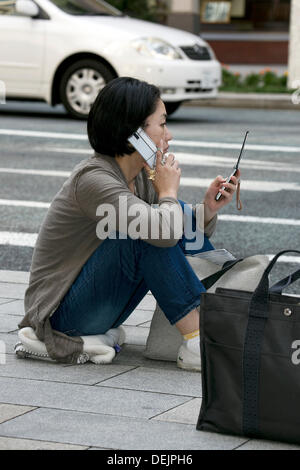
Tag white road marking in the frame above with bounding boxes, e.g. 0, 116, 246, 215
172, 139, 300, 153
175, 153, 300, 172
0, 167, 70, 177
0, 198, 299, 225
0, 230, 299, 264
1, 168, 299, 191
0, 231, 37, 247
0, 149, 299, 179
0, 199, 50, 208
180, 178, 300, 192
1, 128, 300, 153
42, 148, 300, 173
218, 214, 300, 225
0, 129, 87, 140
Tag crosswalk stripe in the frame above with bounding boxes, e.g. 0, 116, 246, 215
0, 129, 86, 140
0, 232, 37, 247
0, 168, 299, 192
0, 230, 299, 263
175, 153, 300, 173
0, 199, 50, 208
36, 149, 300, 174
1, 128, 300, 153
0, 199, 299, 225
180, 178, 300, 192
219, 215, 300, 225
172, 139, 300, 153
0, 167, 70, 177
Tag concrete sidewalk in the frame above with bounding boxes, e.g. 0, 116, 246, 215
184, 91, 298, 110
0, 269, 299, 450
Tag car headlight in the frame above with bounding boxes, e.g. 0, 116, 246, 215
131, 37, 182, 60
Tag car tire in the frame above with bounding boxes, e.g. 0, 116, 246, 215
59, 59, 115, 119
165, 101, 182, 116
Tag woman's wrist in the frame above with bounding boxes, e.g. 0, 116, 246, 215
158, 191, 178, 200
204, 203, 217, 227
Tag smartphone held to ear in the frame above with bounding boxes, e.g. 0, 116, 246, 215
215, 130, 249, 202
128, 127, 157, 169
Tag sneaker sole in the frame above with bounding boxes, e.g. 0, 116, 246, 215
177, 345, 201, 372
177, 359, 201, 372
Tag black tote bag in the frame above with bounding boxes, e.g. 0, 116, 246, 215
197, 250, 300, 445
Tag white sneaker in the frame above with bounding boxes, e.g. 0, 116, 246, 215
15, 326, 126, 364
177, 336, 201, 372
82, 327, 126, 364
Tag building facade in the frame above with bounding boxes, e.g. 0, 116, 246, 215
166, 0, 291, 65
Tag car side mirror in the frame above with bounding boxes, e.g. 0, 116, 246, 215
15, 0, 39, 17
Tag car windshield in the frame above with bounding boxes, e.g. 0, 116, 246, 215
50, 0, 123, 16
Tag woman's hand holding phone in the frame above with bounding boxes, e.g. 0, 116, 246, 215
143, 140, 181, 200
203, 170, 241, 224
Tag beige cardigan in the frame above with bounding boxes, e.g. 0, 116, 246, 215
19, 153, 217, 363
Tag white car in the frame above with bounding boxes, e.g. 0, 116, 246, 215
0, 0, 222, 118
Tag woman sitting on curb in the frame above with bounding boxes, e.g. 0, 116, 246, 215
15, 77, 240, 371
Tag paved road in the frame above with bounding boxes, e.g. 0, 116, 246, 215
0, 101, 299, 293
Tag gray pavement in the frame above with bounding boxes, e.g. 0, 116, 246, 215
0, 270, 299, 450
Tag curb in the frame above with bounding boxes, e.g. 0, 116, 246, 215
183, 92, 299, 110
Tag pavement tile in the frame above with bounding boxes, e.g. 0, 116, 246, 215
0, 403, 36, 424
153, 398, 202, 425
0, 436, 88, 450
123, 309, 153, 326
0, 282, 27, 300
0, 300, 25, 316
0, 299, 15, 306
0, 407, 248, 450
88, 447, 111, 450
0, 313, 20, 333
98, 366, 202, 397
0, 271, 29, 285
0, 332, 20, 353
138, 321, 151, 328
136, 295, 156, 311
114, 344, 178, 370
0, 354, 137, 385
123, 325, 149, 346
236, 439, 300, 450
0, 376, 190, 419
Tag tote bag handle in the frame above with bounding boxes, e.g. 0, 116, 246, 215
270, 267, 300, 293
249, 249, 300, 317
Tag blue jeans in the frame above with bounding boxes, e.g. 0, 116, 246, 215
50, 200, 214, 336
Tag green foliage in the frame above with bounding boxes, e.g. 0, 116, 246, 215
244, 73, 262, 88
222, 68, 242, 89
106, 0, 167, 22
220, 67, 292, 93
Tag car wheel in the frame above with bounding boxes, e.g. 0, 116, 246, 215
59, 59, 115, 119
165, 101, 182, 116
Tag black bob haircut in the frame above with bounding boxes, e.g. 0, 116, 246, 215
87, 77, 161, 158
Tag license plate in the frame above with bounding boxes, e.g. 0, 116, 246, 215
202, 73, 213, 89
